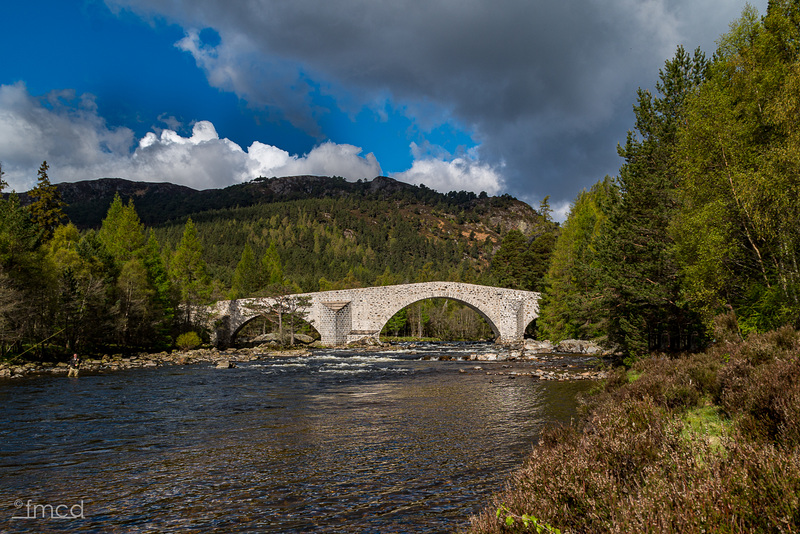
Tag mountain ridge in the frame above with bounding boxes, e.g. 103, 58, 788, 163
13, 175, 542, 234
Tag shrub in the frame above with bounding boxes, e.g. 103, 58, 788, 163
176, 331, 202, 350
712, 310, 742, 345
727, 359, 800, 447
466, 326, 800, 534
738, 325, 800, 365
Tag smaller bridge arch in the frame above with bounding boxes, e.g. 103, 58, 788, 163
206, 282, 539, 348
228, 311, 322, 345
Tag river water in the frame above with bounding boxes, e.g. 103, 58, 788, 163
1, 343, 593, 533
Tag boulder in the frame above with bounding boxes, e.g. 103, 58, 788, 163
215, 360, 236, 369
348, 336, 383, 347
254, 333, 281, 342
523, 339, 555, 354
554, 339, 604, 354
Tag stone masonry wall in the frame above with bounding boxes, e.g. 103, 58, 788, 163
207, 282, 540, 347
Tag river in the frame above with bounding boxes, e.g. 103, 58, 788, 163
1, 343, 594, 533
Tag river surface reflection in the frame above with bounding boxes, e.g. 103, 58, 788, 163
1, 343, 593, 533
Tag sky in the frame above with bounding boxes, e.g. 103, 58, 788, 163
0, 0, 767, 220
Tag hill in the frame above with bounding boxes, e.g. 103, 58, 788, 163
14, 175, 554, 292
26, 175, 539, 233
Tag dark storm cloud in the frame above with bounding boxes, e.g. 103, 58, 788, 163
107, 0, 760, 211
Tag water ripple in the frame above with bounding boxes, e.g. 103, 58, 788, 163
1, 344, 591, 533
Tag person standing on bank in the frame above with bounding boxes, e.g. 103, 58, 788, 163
68, 353, 81, 377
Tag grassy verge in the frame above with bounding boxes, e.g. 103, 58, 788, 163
466, 325, 800, 533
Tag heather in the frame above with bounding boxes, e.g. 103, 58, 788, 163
467, 324, 800, 533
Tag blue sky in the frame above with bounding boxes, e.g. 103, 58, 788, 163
0, 0, 766, 219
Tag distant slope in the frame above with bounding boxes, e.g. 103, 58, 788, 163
14, 175, 551, 291
28, 175, 539, 234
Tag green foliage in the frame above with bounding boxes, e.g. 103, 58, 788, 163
141, 230, 174, 346
261, 242, 284, 286
495, 504, 561, 533
383, 308, 408, 337
673, 2, 800, 333
98, 193, 146, 266
595, 46, 708, 357
230, 242, 260, 299
491, 227, 557, 292
0, 194, 44, 355
27, 161, 67, 241
152, 194, 511, 293
489, 197, 560, 293
170, 217, 211, 326
378, 298, 493, 341
0, 193, 39, 274
539, 178, 616, 342
175, 331, 202, 350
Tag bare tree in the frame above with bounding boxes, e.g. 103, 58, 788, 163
0, 267, 23, 356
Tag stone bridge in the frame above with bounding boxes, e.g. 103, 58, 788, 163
205, 281, 540, 347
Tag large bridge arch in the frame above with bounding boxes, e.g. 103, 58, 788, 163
206, 282, 539, 347
373, 292, 504, 341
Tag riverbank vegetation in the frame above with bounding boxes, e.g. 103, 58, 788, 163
467, 320, 800, 532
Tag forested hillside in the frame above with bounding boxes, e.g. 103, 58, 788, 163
0, 172, 557, 357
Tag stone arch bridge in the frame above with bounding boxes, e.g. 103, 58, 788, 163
205, 282, 540, 348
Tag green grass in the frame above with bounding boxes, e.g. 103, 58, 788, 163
681, 403, 730, 453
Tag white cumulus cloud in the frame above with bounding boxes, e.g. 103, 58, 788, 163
247, 140, 381, 180
0, 84, 384, 191
391, 143, 504, 196
0, 82, 135, 190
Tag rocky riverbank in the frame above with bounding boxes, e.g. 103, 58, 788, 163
413, 338, 611, 381
0, 346, 312, 379
0, 338, 610, 381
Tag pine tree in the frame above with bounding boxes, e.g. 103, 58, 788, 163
597, 46, 708, 358
230, 242, 260, 298
170, 217, 211, 327
98, 193, 146, 266
539, 178, 617, 342
28, 161, 66, 241
491, 230, 531, 290
141, 230, 173, 346
261, 242, 284, 286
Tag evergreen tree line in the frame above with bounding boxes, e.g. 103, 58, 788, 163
150, 194, 556, 294
537, 2, 800, 360
0, 168, 214, 357
0, 161, 558, 356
